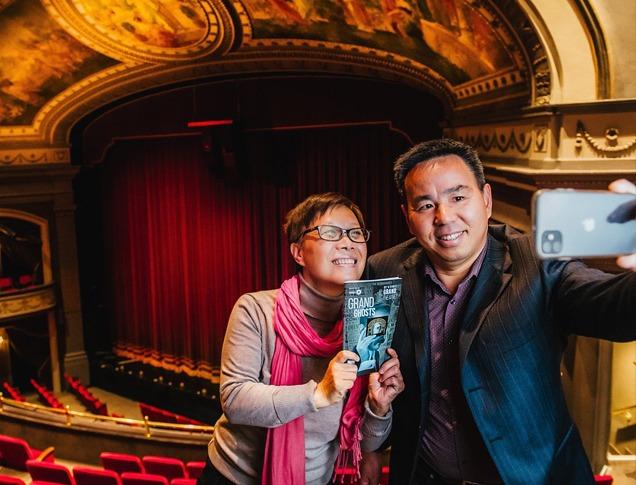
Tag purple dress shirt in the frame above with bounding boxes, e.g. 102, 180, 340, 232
419, 243, 502, 483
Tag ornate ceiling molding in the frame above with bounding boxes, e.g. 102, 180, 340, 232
41, 0, 236, 63
0, 0, 560, 155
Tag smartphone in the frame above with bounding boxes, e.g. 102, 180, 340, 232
532, 189, 636, 259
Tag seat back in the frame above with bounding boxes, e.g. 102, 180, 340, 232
0, 475, 26, 485
27, 459, 74, 485
141, 456, 185, 481
101, 452, 144, 474
185, 461, 205, 479
0, 435, 33, 470
74, 466, 122, 485
170, 480, 196, 485
120, 472, 168, 485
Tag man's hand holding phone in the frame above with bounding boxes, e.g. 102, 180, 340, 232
609, 178, 636, 271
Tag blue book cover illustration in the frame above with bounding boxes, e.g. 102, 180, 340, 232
343, 277, 402, 375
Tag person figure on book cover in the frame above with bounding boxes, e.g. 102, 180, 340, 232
364, 139, 636, 484
200, 192, 405, 485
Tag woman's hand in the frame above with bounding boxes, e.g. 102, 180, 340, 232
367, 348, 404, 416
609, 178, 636, 271
314, 350, 359, 408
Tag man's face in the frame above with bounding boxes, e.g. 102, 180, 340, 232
401, 155, 492, 273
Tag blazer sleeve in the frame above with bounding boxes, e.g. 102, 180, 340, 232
549, 259, 636, 341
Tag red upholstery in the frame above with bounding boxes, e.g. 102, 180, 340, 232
0, 476, 26, 485
0, 277, 12, 291
595, 475, 613, 484
0, 435, 55, 471
101, 452, 145, 475
170, 480, 196, 485
74, 466, 122, 485
120, 472, 168, 485
185, 461, 205, 479
142, 456, 186, 482
27, 459, 75, 485
2, 382, 25, 402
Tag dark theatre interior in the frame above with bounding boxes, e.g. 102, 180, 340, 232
0, 0, 635, 483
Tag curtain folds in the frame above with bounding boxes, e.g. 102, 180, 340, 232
101, 126, 409, 365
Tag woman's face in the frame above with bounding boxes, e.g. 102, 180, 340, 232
291, 205, 367, 297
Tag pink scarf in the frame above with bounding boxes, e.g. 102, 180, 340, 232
261, 275, 367, 485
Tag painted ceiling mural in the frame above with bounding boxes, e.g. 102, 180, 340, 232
0, 0, 115, 125
0, 0, 547, 158
244, 0, 514, 85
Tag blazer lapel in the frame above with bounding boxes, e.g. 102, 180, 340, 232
401, 249, 430, 397
459, 234, 513, 368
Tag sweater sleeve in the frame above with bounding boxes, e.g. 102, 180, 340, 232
219, 292, 319, 428
360, 399, 392, 452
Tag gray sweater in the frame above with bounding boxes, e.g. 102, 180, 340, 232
208, 281, 392, 484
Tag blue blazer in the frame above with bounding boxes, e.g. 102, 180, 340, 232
368, 225, 636, 484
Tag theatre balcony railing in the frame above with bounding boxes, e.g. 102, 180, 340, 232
0, 393, 213, 441
0, 393, 213, 465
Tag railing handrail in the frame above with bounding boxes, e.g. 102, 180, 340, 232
0, 392, 214, 437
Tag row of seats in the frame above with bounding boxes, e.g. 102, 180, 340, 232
101, 452, 204, 481
0, 434, 55, 471
138, 403, 204, 426
2, 382, 26, 402
64, 374, 108, 416
30, 379, 63, 410
0, 464, 197, 485
0, 275, 34, 293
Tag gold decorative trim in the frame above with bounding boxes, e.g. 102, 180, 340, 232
455, 68, 525, 101
575, 121, 636, 155
0, 148, 69, 165
42, 0, 235, 63
456, 128, 532, 154
0, 284, 56, 322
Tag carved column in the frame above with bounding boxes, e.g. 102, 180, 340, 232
51, 176, 90, 384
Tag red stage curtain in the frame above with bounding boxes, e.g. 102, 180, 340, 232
101, 125, 410, 365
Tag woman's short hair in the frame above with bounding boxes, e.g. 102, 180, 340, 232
394, 138, 486, 198
283, 192, 365, 244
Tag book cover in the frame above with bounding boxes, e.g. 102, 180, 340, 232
343, 277, 402, 375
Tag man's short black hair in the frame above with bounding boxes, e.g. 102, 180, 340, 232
394, 138, 486, 198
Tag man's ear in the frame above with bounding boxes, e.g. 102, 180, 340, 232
290, 242, 305, 267
482, 183, 493, 218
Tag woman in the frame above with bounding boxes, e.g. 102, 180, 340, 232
200, 193, 404, 485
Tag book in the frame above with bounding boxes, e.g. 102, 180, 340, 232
343, 277, 402, 375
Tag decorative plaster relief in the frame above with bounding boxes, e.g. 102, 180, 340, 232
0, 148, 70, 166
0, 285, 56, 321
575, 121, 636, 156
456, 128, 532, 154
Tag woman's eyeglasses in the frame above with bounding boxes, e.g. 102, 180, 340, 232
296, 225, 370, 243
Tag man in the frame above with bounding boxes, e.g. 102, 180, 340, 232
366, 139, 636, 484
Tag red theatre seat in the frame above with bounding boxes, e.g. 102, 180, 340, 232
185, 461, 205, 479
120, 472, 168, 485
0, 435, 55, 471
0, 476, 26, 485
595, 475, 613, 485
100, 452, 145, 475
141, 456, 186, 482
170, 480, 196, 485
27, 459, 75, 485
74, 466, 122, 485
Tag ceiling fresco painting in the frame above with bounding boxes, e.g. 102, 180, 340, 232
0, 0, 550, 158
0, 0, 115, 126
46, 0, 230, 63
243, 0, 514, 84
70, 0, 209, 49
